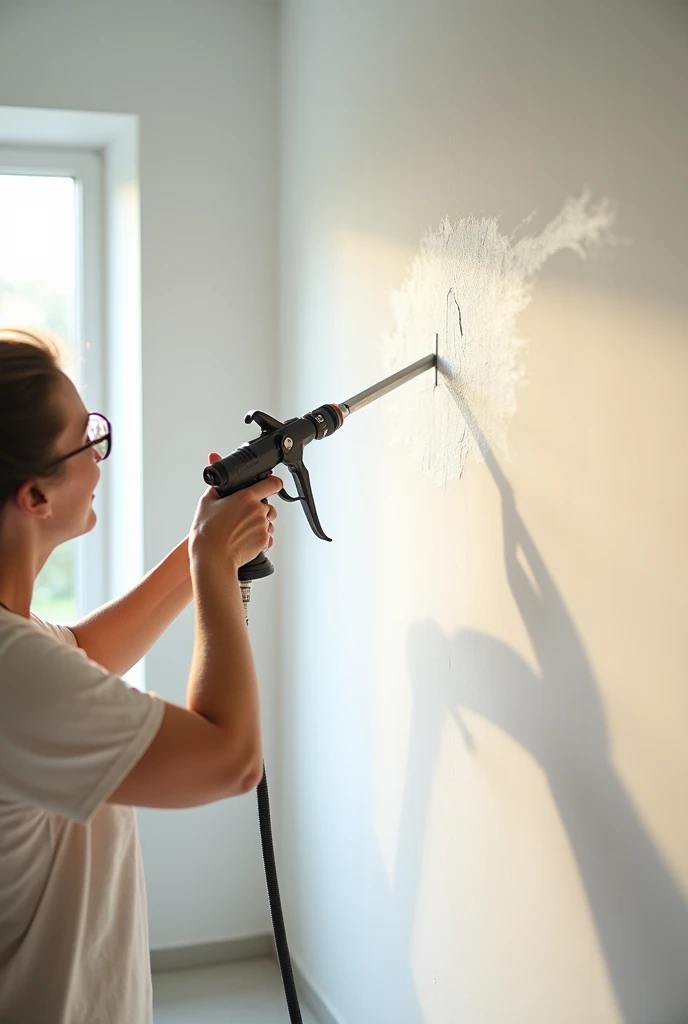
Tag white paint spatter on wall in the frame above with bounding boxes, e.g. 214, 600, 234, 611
383, 193, 618, 486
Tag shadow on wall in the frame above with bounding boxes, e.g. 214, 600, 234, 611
385, 403, 688, 1024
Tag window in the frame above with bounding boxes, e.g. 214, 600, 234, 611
0, 108, 142, 686
0, 146, 105, 621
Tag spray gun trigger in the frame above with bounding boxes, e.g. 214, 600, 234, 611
286, 461, 332, 542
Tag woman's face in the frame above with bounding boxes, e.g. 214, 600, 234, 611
44, 372, 102, 543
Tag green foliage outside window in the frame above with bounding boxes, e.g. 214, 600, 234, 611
32, 543, 77, 624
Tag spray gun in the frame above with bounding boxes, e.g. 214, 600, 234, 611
203, 350, 438, 585
204, 348, 437, 1024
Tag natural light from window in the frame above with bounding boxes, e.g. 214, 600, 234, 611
0, 173, 78, 622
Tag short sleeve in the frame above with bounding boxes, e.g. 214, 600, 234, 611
0, 624, 165, 825
29, 611, 79, 648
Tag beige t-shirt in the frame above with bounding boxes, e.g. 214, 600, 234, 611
0, 608, 165, 1024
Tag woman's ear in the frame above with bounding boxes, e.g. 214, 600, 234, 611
13, 481, 52, 519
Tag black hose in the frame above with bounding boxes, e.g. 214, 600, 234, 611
257, 763, 303, 1023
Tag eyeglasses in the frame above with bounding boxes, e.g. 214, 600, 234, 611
52, 412, 112, 466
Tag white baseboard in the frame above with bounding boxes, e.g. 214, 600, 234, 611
150, 933, 273, 973
150, 935, 342, 1024
291, 955, 342, 1024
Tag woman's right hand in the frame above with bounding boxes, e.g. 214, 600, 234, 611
189, 462, 283, 571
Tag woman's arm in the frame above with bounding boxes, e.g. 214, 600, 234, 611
68, 536, 194, 675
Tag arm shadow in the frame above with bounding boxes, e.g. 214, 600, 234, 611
389, 397, 688, 1023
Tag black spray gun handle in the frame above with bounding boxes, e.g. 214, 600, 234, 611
202, 403, 344, 580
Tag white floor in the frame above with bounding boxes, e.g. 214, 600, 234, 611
152, 957, 322, 1024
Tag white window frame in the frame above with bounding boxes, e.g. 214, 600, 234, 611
0, 108, 144, 688
0, 145, 107, 615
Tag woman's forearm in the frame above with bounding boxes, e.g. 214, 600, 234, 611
186, 549, 263, 774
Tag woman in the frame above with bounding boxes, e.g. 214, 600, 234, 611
0, 327, 281, 1023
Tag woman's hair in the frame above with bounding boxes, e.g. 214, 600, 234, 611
0, 327, 67, 519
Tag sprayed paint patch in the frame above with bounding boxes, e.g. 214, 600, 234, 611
383, 192, 618, 485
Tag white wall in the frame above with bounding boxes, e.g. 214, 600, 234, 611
0, 0, 279, 948
279, 2, 688, 1022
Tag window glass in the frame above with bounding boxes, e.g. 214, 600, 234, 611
0, 173, 78, 622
